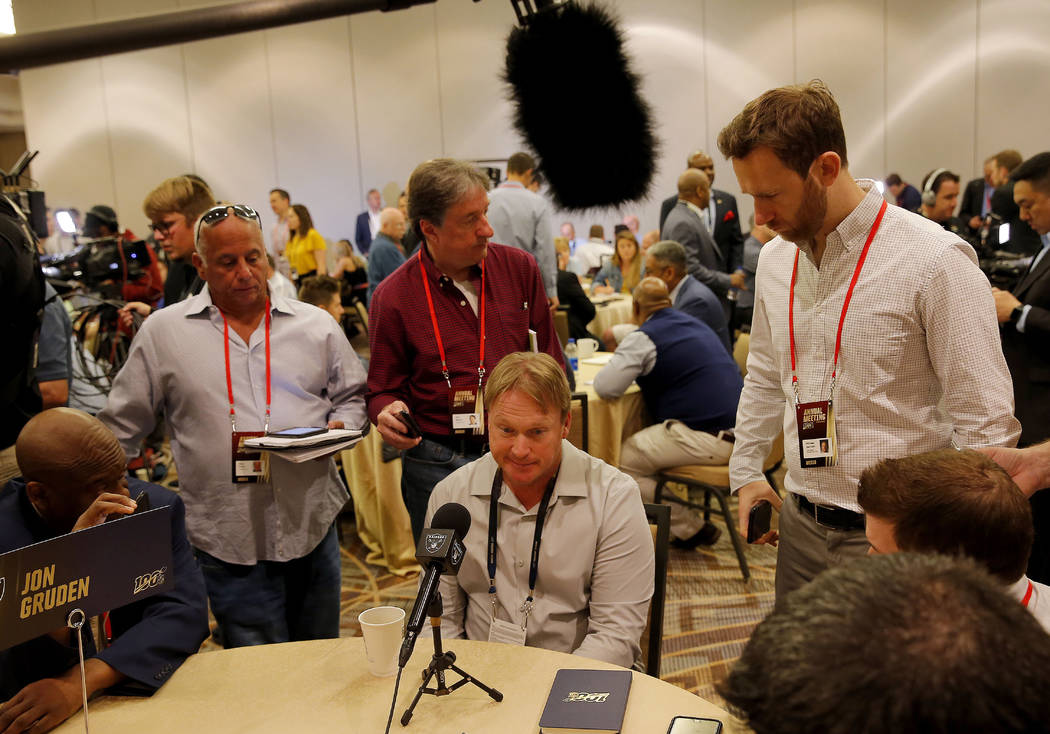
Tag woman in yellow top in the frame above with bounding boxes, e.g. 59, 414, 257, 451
286, 203, 327, 281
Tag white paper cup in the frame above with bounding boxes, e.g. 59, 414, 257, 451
358, 606, 406, 677
577, 338, 599, 359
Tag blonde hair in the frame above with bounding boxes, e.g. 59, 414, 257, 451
554, 236, 570, 257
143, 175, 215, 222
484, 352, 570, 419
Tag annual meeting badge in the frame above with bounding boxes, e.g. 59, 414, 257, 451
449, 384, 484, 435
231, 431, 266, 483
796, 400, 837, 467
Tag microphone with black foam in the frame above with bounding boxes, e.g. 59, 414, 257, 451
398, 502, 471, 668
503, 1, 658, 211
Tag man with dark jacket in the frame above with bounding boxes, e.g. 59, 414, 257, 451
0, 408, 209, 733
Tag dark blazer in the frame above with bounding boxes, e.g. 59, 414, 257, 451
556, 269, 597, 341
0, 479, 209, 699
355, 211, 373, 255
660, 200, 731, 299
673, 274, 731, 353
660, 189, 743, 271
958, 177, 988, 232
1003, 250, 1050, 446
991, 182, 1042, 255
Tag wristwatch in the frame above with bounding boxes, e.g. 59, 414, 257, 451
1009, 305, 1025, 324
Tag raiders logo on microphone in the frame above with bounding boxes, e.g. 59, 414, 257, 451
424, 533, 445, 555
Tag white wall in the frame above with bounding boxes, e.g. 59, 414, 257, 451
14, 0, 1050, 245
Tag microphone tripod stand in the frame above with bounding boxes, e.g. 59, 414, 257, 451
400, 595, 503, 726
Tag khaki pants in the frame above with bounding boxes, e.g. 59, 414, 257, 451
775, 492, 870, 599
620, 420, 734, 540
0, 444, 19, 484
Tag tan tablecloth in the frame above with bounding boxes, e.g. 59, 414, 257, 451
54, 638, 732, 734
587, 293, 634, 337
577, 358, 646, 467
340, 432, 419, 576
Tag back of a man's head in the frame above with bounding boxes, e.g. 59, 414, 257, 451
297, 275, 341, 308
721, 553, 1050, 734
858, 449, 1033, 583
506, 152, 536, 176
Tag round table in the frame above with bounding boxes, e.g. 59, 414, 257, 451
53, 639, 729, 733
587, 293, 634, 337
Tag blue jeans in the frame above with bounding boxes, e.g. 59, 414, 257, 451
195, 525, 341, 647
401, 439, 483, 542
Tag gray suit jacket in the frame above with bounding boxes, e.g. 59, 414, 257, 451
660, 200, 730, 297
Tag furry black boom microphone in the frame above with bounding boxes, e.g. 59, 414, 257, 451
504, 2, 658, 211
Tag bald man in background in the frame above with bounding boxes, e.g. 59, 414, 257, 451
661, 168, 746, 315
0, 408, 208, 734
595, 278, 742, 548
366, 207, 408, 303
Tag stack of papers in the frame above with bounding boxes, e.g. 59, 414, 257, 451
581, 353, 614, 365
244, 429, 364, 463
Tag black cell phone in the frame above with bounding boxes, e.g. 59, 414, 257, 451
667, 715, 723, 734
267, 426, 328, 438
132, 490, 151, 514
747, 500, 772, 543
399, 410, 422, 439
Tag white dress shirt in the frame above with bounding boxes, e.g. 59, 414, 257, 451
729, 181, 1020, 511
425, 441, 654, 669
100, 287, 368, 564
1008, 575, 1050, 633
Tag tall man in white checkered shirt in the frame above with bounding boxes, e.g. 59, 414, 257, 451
718, 81, 1021, 597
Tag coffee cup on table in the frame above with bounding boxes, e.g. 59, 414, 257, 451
358, 606, 406, 677
577, 338, 599, 359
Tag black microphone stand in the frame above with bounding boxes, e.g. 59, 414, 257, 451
399, 593, 502, 726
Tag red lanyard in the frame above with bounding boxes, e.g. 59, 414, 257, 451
418, 249, 486, 388
221, 301, 272, 433
1022, 580, 1034, 609
788, 200, 887, 404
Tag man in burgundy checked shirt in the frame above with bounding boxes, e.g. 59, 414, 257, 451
367, 158, 564, 542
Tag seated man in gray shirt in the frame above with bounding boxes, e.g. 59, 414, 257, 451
100, 204, 368, 648
425, 352, 654, 669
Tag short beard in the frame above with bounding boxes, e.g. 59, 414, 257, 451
781, 174, 828, 245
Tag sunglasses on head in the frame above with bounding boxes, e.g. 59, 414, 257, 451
194, 204, 262, 247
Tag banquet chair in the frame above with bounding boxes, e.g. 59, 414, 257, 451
640, 502, 670, 678
553, 308, 570, 348
654, 433, 784, 581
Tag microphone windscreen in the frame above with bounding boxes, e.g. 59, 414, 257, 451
430, 502, 472, 539
504, 2, 658, 211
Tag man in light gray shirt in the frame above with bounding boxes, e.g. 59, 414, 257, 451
488, 152, 558, 306
100, 204, 368, 647
426, 352, 653, 669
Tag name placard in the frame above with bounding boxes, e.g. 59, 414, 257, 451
0, 507, 173, 650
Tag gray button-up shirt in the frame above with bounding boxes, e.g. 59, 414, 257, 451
100, 288, 368, 564
487, 181, 557, 299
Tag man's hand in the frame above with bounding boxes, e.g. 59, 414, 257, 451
736, 480, 783, 546
601, 327, 617, 353
592, 284, 614, 295
326, 420, 345, 430
547, 296, 559, 311
969, 215, 983, 230
730, 270, 748, 290
376, 401, 422, 450
992, 288, 1022, 323
978, 442, 1050, 497
118, 301, 151, 330
0, 677, 81, 734
72, 491, 136, 532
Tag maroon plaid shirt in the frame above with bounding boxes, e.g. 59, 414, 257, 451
366, 243, 563, 436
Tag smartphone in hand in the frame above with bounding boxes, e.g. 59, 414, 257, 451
399, 410, 423, 439
747, 500, 772, 543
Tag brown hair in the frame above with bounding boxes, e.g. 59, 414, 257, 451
143, 175, 215, 223
994, 149, 1023, 174
857, 449, 1033, 583
612, 231, 642, 291
408, 159, 490, 239
289, 204, 315, 240
717, 80, 848, 179
506, 152, 536, 176
484, 352, 570, 420
297, 274, 341, 307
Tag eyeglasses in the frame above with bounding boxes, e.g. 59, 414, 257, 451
149, 218, 181, 236
194, 204, 262, 247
